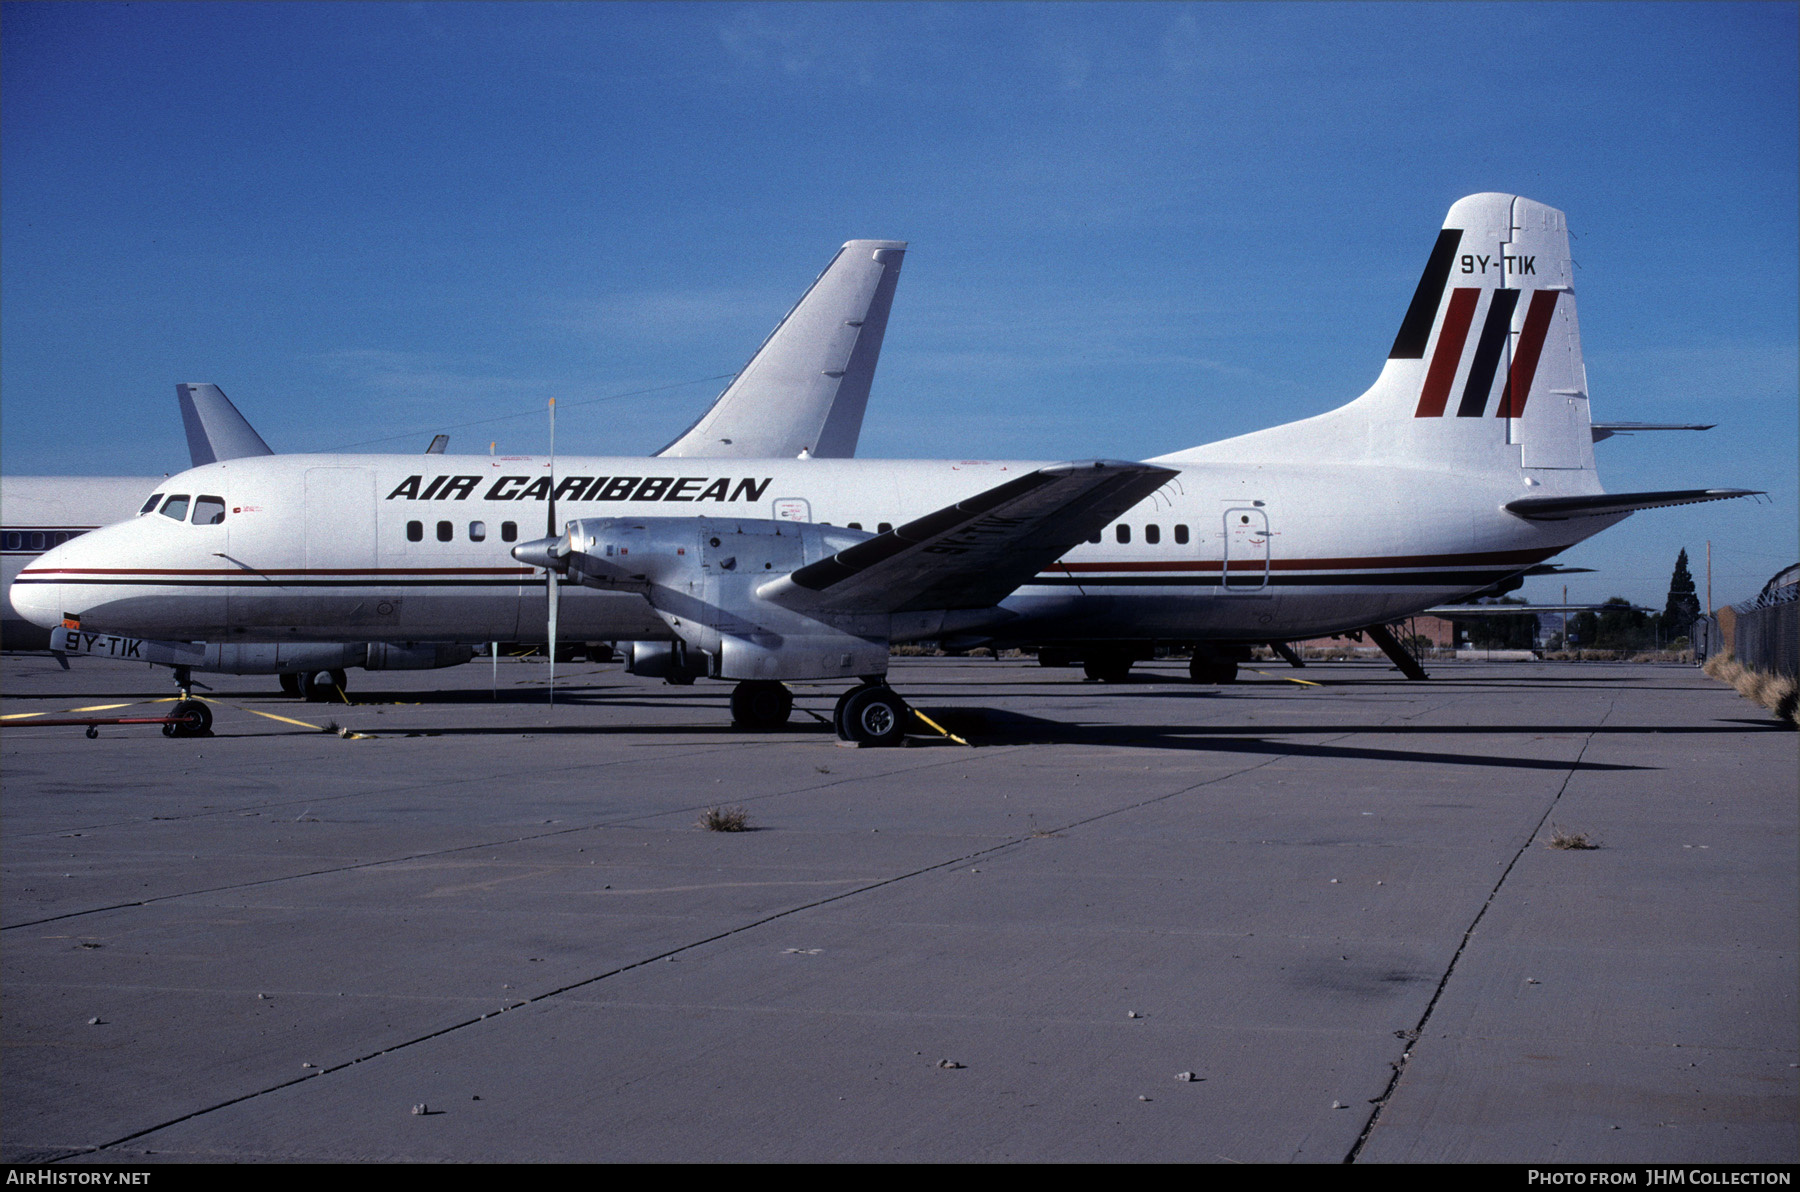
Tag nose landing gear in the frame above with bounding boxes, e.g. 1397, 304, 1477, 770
166, 667, 212, 737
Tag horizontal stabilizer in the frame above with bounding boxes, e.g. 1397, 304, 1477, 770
1426, 604, 1649, 615
176, 384, 275, 467
1591, 422, 1715, 442
1504, 488, 1759, 521
761, 460, 1176, 615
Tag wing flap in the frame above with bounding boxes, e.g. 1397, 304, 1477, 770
760, 460, 1176, 615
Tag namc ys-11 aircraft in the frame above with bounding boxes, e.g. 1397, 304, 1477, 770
15, 195, 1753, 743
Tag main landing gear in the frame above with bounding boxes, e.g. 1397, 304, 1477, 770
833, 681, 909, 747
730, 680, 794, 731
725, 678, 913, 746
280, 670, 349, 701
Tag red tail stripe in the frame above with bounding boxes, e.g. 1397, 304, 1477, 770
1414, 288, 1479, 417
1496, 290, 1560, 418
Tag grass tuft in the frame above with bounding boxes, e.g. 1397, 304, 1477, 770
698, 805, 751, 832
1547, 824, 1599, 850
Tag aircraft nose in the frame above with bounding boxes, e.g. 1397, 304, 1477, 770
9, 568, 64, 630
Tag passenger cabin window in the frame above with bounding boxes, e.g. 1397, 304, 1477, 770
847, 522, 862, 531
1089, 531, 1102, 544
140, 494, 163, 515
193, 496, 226, 525
878, 522, 892, 534
436, 521, 453, 542
469, 521, 486, 543
1145, 524, 1161, 545
1174, 524, 1189, 545
160, 495, 190, 522
3, 533, 20, 550
1115, 524, 1130, 544
501, 522, 517, 543
28, 532, 45, 550
407, 521, 423, 542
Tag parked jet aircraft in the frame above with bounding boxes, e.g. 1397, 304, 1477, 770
16, 196, 1753, 742
5, 241, 906, 696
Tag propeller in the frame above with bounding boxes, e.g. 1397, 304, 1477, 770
508, 402, 570, 704
546, 398, 558, 705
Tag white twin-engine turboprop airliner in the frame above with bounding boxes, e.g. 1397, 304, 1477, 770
15, 195, 1753, 743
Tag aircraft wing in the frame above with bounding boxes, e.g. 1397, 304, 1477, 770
1504, 488, 1759, 521
759, 460, 1176, 615
176, 384, 275, 466
656, 240, 905, 459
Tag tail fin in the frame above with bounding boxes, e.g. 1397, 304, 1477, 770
657, 239, 906, 459
1163, 194, 1596, 474
176, 384, 275, 467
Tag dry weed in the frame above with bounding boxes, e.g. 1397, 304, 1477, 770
698, 805, 751, 832
1547, 825, 1599, 851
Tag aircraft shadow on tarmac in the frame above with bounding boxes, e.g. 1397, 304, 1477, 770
914, 708, 1658, 770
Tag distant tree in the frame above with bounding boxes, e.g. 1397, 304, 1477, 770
1595, 596, 1653, 650
1567, 597, 1653, 650
1663, 548, 1701, 636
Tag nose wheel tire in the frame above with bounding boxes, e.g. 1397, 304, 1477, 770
162, 699, 213, 738
278, 672, 302, 697
834, 684, 909, 747
730, 680, 793, 730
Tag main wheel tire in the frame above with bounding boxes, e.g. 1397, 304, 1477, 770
837, 685, 908, 746
302, 671, 344, 702
1083, 652, 1133, 683
167, 699, 212, 738
278, 672, 302, 697
1189, 656, 1239, 684
730, 680, 793, 730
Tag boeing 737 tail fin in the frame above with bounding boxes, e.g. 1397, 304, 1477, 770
1160, 194, 1597, 476
657, 240, 906, 460
176, 384, 275, 467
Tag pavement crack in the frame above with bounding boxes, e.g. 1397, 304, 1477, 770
1343, 699, 1613, 1163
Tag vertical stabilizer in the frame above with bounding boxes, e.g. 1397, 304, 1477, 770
657, 240, 906, 459
176, 384, 275, 467
1160, 194, 1597, 477
1386, 194, 1593, 470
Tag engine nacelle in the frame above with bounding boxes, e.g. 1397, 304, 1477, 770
553, 517, 892, 682
622, 639, 708, 682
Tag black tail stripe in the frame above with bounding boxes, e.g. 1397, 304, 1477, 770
1456, 289, 1519, 416
1389, 228, 1463, 360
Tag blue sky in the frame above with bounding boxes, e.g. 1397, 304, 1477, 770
3, 2, 1795, 607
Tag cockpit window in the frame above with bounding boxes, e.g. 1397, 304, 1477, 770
193, 496, 226, 525
140, 493, 164, 515
159, 495, 191, 522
